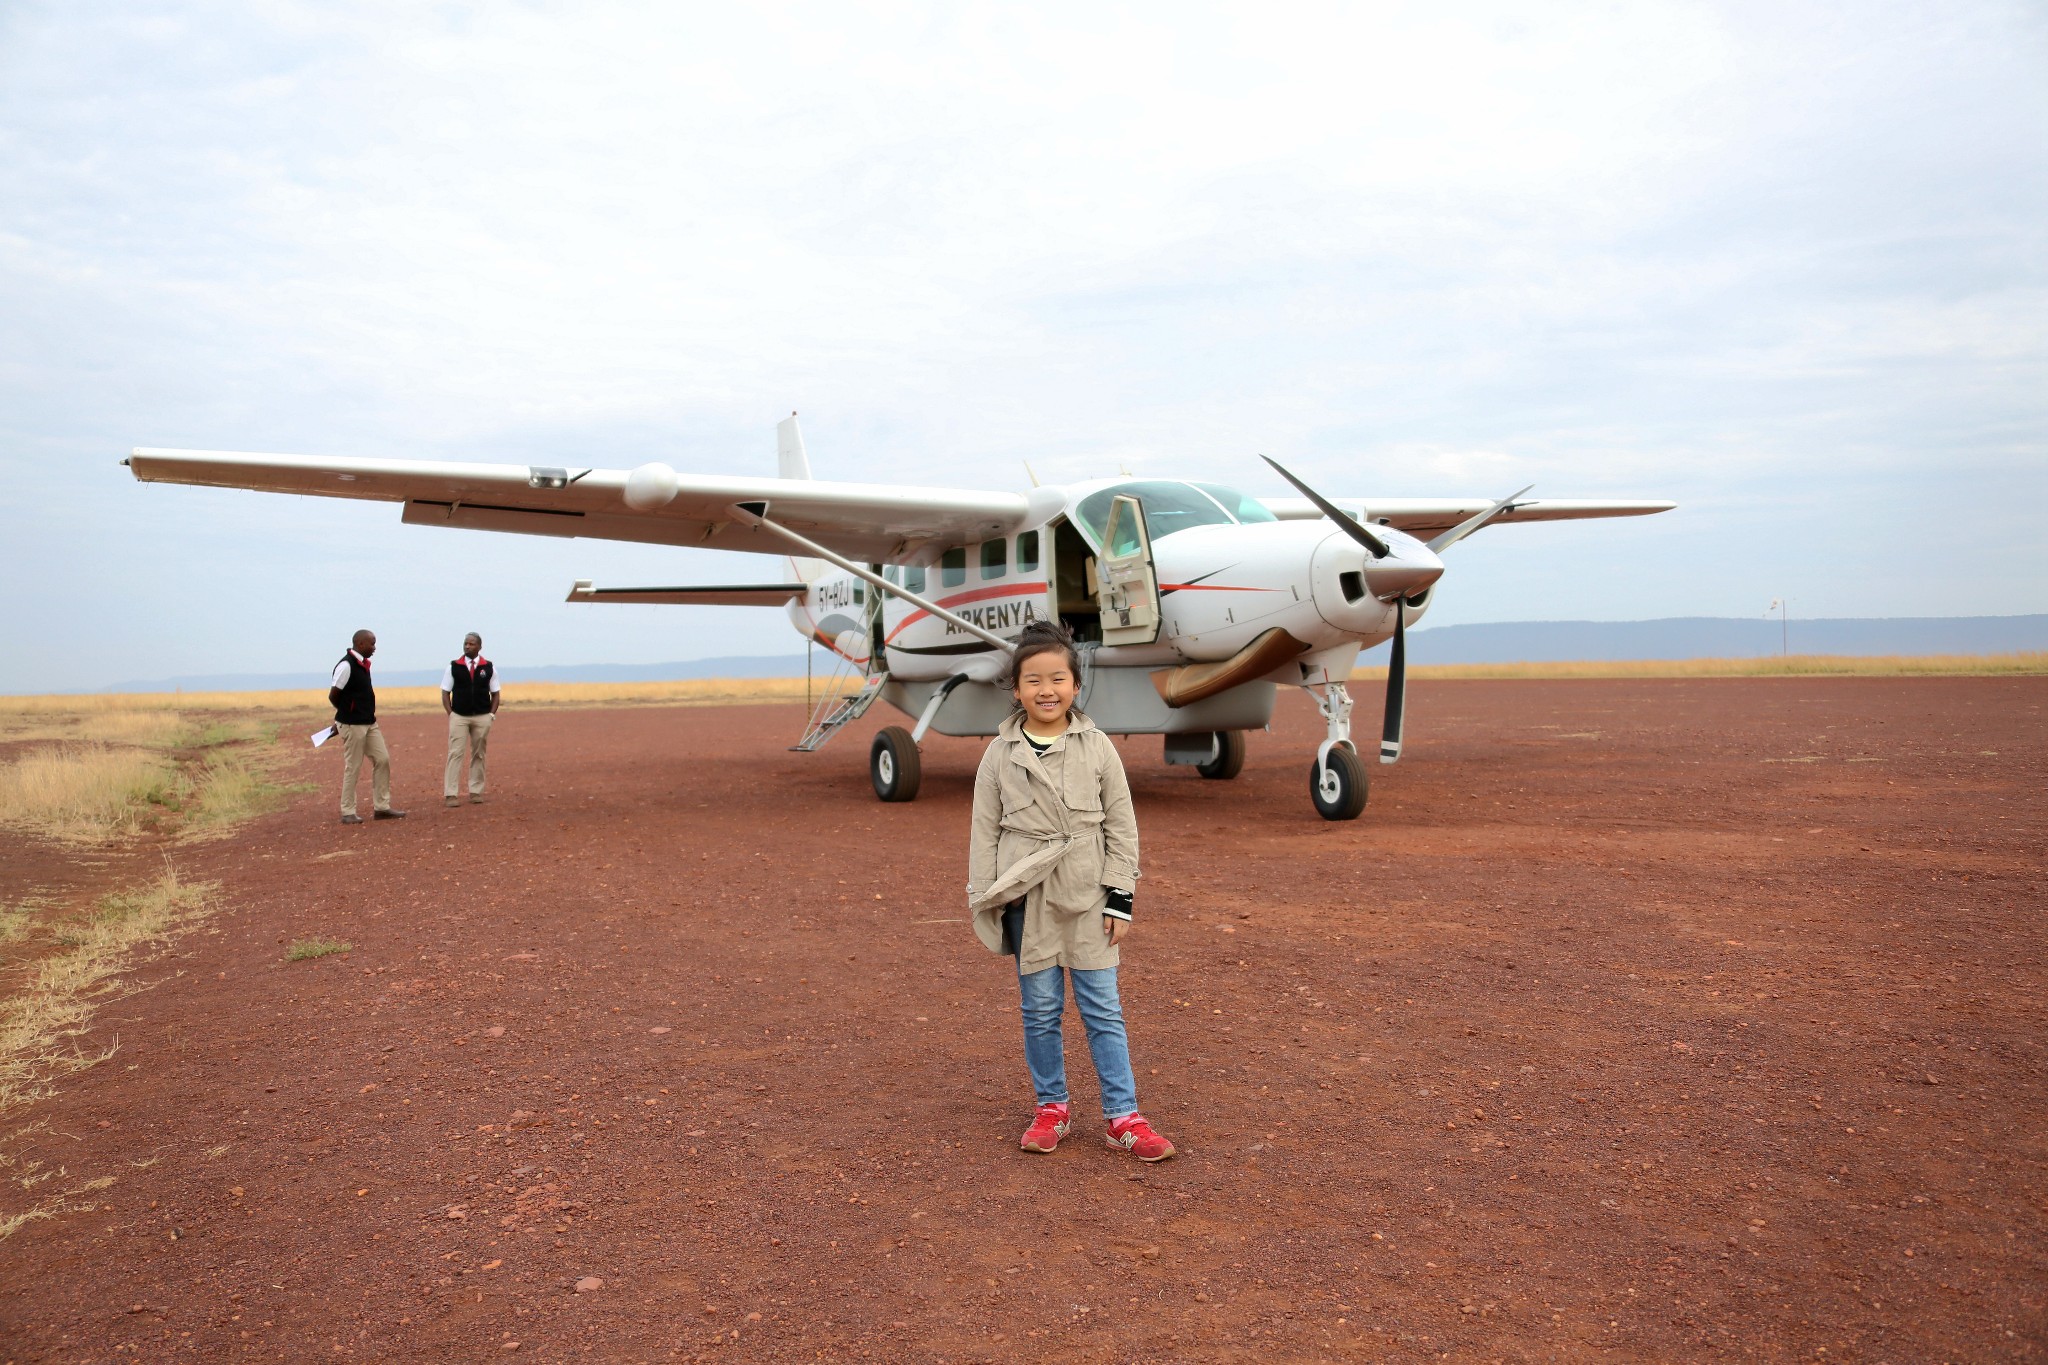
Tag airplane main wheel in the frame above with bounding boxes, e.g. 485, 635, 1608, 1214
1309, 746, 1367, 821
1197, 730, 1246, 780
871, 726, 922, 802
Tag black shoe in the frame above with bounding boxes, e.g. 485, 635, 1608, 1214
373, 808, 408, 820
340, 814, 363, 825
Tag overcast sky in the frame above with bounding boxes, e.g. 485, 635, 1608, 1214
3, 1, 2043, 692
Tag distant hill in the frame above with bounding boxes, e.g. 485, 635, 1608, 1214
1403, 614, 2048, 664
77, 615, 2048, 694
100, 654, 812, 695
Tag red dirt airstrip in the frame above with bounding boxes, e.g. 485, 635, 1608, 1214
1, 677, 2044, 1363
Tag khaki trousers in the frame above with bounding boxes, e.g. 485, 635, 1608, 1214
338, 722, 391, 817
445, 712, 493, 797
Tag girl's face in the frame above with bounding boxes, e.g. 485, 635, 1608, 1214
1012, 647, 1079, 729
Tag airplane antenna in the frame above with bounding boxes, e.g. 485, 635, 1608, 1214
1023, 460, 1039, 488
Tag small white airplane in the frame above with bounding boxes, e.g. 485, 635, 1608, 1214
126, 416, 1672, 820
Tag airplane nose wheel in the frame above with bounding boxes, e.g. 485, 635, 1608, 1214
870, 726, 922, 802
1309, 746, 1368, 821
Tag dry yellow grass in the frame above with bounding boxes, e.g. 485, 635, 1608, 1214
1349, 651, 2048, 681
0, 1134, 112, 1241
0, 744, 181, 842
0, 708, 302, 844
0, 863, 210, 1238
0, 864, 211, 1120
0, 674, 814, 719
0, 708, 190, 746
181, 747, 303, 838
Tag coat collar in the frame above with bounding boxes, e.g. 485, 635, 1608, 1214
998, 710, 1096, 817
997, 709, 1096, 745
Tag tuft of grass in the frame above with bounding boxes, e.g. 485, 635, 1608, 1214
173, 718, 274, 749
180, 749, 306, 840
0, 743, 184, 842
286, 937, 352, 961
0, 863, 213, 1125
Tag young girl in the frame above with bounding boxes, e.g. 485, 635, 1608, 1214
967, 620, 1176, 1161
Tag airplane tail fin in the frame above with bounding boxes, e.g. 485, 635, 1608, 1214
777, 412, 813, 481
776, 412, 825, 582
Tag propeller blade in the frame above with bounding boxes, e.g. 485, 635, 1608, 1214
1426, 484, 1535, 555
1261, 455, 1390, 558
1380, 603, 1407, 764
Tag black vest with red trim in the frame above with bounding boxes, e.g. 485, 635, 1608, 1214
448, 657, 495, 716
331, 653, 376, 725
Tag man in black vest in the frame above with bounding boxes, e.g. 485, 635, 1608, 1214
329, 629, 406, 825
441, 632, 501, 807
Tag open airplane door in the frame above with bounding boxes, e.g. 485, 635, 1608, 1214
1095, 493, 1162, 646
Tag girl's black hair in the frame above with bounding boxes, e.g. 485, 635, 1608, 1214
1005, 619, 1084, 693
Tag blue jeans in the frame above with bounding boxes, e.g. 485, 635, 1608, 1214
1017, 964, 1139, 1120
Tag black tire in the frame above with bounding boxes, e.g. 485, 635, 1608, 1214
1197, 730, 1246, 780
1308, 745, 1368, 821
870, 726, 922, 802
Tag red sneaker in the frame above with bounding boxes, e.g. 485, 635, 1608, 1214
1105, 1113, 1176, 1162
1020, 1102, 1072, 1153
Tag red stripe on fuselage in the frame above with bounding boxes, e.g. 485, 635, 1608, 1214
1158, 583, 1285, 592
884, 581, 1049, 643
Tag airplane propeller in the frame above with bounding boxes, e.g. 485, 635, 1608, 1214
1261, 455, 1391, 558
1262, 454, 1429, 766
1381, 600, 1407, 764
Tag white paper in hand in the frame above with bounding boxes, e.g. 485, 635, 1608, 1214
310, 724, 339, 748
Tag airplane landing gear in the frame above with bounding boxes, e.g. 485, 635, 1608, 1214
1309, 746, 1368, 820
1198, 730, 1246, 780
870, 726, 922, 802
1305, 680, 1367, 821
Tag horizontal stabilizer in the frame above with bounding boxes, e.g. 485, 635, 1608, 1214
566, 580, 806, 607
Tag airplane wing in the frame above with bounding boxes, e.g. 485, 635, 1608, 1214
125, 448, 1057, 564
565, 581, 805, 606
1258, 496, 1675, 539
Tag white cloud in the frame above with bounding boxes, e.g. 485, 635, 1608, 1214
1, 0, 2044, 689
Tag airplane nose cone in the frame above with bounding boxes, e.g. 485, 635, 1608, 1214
1312, 531, 1446, 629
1364, 554, 1443, 601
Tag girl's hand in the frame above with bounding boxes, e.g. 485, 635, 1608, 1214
1103, 916, 1129, 946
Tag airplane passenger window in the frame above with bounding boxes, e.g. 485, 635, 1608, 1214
884, 565, 901, 585
1075, 481, 1237, 547
981, 540, 1006, 580
905, 566, 926, 594
1016, 530, 1040, 574
853, 582, 864, 605
942, 547, 967, 588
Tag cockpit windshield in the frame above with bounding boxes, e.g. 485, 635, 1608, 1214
1072, 480, 1275, 547
1192, 483, 1278, 525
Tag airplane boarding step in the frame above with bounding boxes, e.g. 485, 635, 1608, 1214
790, 666, 889, 752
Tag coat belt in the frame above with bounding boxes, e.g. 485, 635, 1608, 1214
968, 832, 1077, 915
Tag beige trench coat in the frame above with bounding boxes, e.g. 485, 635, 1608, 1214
967, 710, 1140, 973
